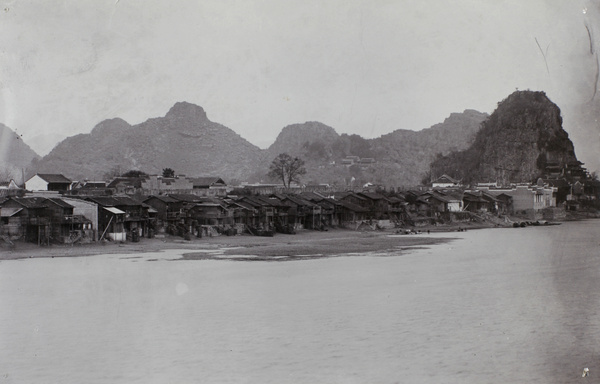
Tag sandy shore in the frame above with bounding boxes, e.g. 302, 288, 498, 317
0, 226, 466, 261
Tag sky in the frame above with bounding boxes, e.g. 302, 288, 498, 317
1, 0, 599, 172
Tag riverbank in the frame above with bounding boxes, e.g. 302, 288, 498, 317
0, 227, 459, 261
1, 213, 592, 261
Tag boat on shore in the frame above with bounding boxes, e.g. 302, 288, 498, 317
513, 220, 561, 228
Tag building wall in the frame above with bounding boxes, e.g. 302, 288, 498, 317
108, 232, 126, 241
0, 216, 23, 237
47, 182, 70, 192
482, 185, 557, 212
97, 208, 126, 240
497, 187, 534, 211
143, 198, 169, 219
141, 176, 194, 194
432, 182, 456, 188
540, 189, 556, 209
447, 201, 463, 212
25, 175, 49, 191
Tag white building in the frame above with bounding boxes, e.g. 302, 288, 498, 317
432, 174, 461, 188
26, 174, 72, 192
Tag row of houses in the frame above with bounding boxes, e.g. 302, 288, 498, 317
0, 182, 559, 245
144, 190, 412, 235
17, 173, 230, 197
431, 173, 600, 209
0, 195, 96, 245
4, 171, 596, 245
0, 189, 406, 244
20, 172, 595, 214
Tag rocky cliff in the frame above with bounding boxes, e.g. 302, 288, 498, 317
369, 109, 488, 185
429, 91, 579, 184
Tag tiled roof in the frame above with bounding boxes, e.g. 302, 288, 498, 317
144, 195, 179, 204
312, 198, 336, 209
189, 177, 226, 187
280, 195, 313, 207
297, 192, 327, 201
232, 200, 256, 211
463, 193, 487, 203
36, 174, 72, 183
103, 207, 126, 215
543, 179, 570, 188
106, 177, 144, 188
81, 181, 106, 188
428, 192, 462, 203
332, 192, 367, 201
358, 192, 389, 201
86, 196, 142, 207
0, 207, 23, 217
236, 196, 263, 208
255, 196, 287, 207
45, 198, 74, 208
3, 197, 49, 209
333, 200, 369, 212
387, 196, 405, 203
433, 174, 460, 184
168, 194, 204, 203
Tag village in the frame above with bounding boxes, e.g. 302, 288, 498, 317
1, 162, 599, 249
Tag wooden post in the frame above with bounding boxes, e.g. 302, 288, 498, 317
99, 215, 114, 241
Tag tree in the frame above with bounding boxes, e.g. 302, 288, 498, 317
420, 171, 432, 186
121, 169, 148, 178
268, 153, 307, 188
162, 168, 175, 178
103, 166, 122, 181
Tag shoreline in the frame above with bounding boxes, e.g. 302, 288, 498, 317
0, 226, 463, 261
1, 215, 594, 261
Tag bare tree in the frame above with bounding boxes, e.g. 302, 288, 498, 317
0, 167, 17, 183
268, 153, 306, 188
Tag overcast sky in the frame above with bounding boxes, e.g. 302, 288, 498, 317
1, 0, 599, 171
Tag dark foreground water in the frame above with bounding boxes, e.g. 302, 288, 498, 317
1, 220, 599, 383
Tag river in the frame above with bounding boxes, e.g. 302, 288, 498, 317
1, 220, 599, 383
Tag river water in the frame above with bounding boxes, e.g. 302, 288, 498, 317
1, 220, 599, 383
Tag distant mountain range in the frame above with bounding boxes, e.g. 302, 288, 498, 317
31, 102, 264, 181
2, 93, 575, 188
259, 110, 488, 187
1, 102, 488, 187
